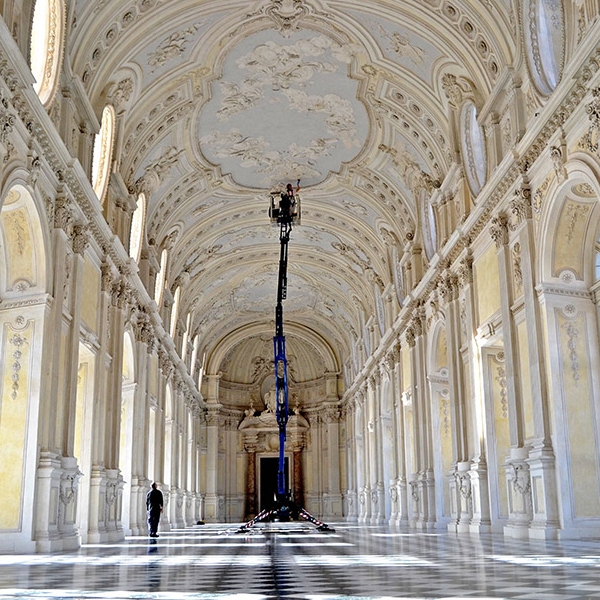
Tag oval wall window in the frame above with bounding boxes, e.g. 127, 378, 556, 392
30, 0, 65, 106
129, 193, 146, 263
92, 105, 116, 204
460, 101, 487, 197
523, 0, 565, 96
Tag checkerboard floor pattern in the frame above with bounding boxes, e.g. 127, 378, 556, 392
2, 522, 600, 599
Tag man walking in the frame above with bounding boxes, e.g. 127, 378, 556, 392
146, 482, 163, 538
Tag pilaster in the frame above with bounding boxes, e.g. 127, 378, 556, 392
510, 180, 559, 539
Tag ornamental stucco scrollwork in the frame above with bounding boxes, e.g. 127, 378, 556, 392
456, 471, 472, 511
405, 325, 416, 348
105, 479, 119, 507
101, 262, 113, 292
147, 25, 203, 73
107, 78, 134, 112
458, 253, 473, 286
8, 328, 28, 401
59, 469, 83, 507
512, 243, 523, 294
489, 214, 509, 248
510, 184, 533, 224
323, 407, 340, 424
493, 352, 508, 418
409, 480, 419, 502
264, 0, 310, 37
441, 73, 476, 109
54, 195, 73, 231
459, 297, 467, 339
583, 86, 600, 154
111, 279, 128, 309
0, 92, 15, 145
412, 312, 423, 338
564, 203, 590, 245
561, 317, 581, 386
510, 463, 532, 509
71, 223, 90, 255
550, 144, 567, 182
532, 176, 551, 221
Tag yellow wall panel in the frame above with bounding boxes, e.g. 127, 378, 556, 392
438, 393, 452, 516
150, 354, 158, 397
558, 311, 600, 517
489, 353, 510, 517
474, 245, 501, 326
553, 200, 590, 279
0, 322, 32, 530
74, 362, 87, 464
1, 207, 35, 289
517, 321, 534, 440
81, 257, 100, 333
436, 329, 447, 371
401, 344, 411, 390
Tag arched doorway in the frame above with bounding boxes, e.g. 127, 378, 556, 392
0, 184, 48, 552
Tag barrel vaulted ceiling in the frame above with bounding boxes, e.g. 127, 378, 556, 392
67, 0, 515, 400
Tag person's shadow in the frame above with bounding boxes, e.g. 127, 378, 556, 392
146, 538, 161, 590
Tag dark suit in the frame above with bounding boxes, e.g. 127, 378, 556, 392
146, 487, 163, 536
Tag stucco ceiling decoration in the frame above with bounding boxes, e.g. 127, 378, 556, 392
198, 30, 368, 189
68, 0, 515, 400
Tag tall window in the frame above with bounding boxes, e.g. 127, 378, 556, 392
30, 0, 65, 106
170, 286, 181, 339
182, 312, 192, 362
92, 105, 116, 204
129, 193, 146, 263
422, 193, 437, 260
154, 249, 168, 308
191, 335, 200, 377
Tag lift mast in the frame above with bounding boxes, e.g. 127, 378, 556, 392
236, 183, 334, 533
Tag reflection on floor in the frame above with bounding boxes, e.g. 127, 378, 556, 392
2, 523, 600, 599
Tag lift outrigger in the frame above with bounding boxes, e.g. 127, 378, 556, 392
236, 183, 334, 534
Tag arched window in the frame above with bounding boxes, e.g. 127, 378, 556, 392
129, 193, 146, 263
594, 234, 600, 281
191, 335, 201, 377
92, 104, 116, 204
392, 245, 404, 307
30, 0, 65, 106
197, 350, 206, 389
170, 285, 181, 339
523, 0, 564, 96
460, 101, 487, 197
181, 312, 192, 362
154, 249, 168, 307
422, 193, 438, 260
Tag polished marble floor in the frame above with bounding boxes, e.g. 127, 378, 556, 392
2, 522, 600, 599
